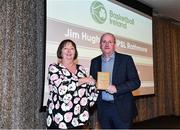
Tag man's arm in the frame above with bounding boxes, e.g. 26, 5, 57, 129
115, 56, 141, 95
90, 59, 98, 80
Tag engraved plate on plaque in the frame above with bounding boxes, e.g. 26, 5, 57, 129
97, 72, 110, 90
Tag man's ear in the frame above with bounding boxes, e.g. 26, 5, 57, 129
100, 43, 102, 50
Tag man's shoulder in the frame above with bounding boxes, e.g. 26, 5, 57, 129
91, 55, 101, 61
115, 52, 132, 59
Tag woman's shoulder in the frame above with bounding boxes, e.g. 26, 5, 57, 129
49, 62, 65, 68
48, 63, 62, 72
76, 64, 85, 69
76, 64, 86, 73
48, 63, 58, 68
76, 64, 83, 67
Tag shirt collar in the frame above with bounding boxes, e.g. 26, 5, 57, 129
102, 52, 115, 62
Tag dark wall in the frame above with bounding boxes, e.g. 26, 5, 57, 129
0, 0, 46, 128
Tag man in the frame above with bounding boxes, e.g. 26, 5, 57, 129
90, 33, 141, 129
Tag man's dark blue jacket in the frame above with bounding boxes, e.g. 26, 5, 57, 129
90, 52, 141, 122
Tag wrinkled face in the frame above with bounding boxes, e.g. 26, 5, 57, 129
62, 42, 75, 60
100, 34, 116, 56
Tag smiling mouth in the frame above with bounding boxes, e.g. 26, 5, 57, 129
66, 54, 72, 56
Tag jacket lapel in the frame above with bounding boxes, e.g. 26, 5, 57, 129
112, 52, 119, 83
97, 56, 102, 71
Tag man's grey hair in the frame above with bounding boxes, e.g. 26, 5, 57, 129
100, 32, 116, 44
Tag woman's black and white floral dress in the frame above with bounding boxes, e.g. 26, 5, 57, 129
46, 63, 98, 129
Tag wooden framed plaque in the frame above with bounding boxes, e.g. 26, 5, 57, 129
97, 72, 110, 90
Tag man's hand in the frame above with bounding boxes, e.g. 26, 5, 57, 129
107, 85, 117, 94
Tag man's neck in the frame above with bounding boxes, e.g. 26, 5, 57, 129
103, 52, 114, 58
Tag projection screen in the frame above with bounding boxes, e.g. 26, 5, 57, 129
43, 0, 154, 106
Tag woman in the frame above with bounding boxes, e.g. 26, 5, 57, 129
46, 39, 98, 129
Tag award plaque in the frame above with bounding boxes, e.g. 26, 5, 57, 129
97, 72, 110, 90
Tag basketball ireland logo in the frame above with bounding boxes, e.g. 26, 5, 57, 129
90, 1, 107, 24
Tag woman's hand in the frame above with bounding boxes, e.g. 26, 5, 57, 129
87, 76, 96, 85
78, 76, 96, 86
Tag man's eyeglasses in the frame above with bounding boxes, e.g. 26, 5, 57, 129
101, 41, 114, 45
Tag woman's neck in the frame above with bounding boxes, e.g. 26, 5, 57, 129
61, 59, 75, 68
60, 59, 77, 74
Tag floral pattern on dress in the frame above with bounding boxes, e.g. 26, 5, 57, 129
46, 63, 98, 129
